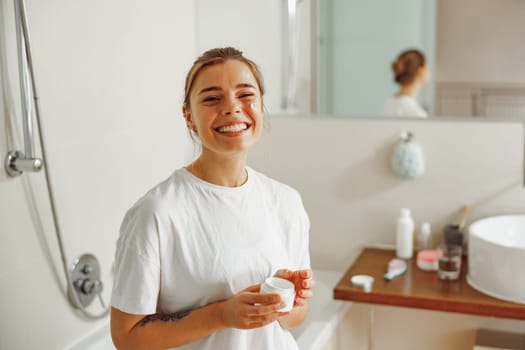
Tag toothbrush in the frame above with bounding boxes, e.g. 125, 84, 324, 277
384, 258, 407, 281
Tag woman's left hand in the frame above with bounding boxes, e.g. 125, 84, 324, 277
274, 269, 315, 307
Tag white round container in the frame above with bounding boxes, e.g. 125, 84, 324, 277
260, 277, 296, 312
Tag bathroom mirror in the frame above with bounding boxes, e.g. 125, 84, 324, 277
196, 0, 525, 120
317, 0, 525, 119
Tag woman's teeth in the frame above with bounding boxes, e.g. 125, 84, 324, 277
217, 123, 248, 133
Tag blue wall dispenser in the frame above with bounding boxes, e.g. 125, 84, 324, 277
391, 131, 425, 179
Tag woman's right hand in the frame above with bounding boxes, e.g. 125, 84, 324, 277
220, 284, 288, 329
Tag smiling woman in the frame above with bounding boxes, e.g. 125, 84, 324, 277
109, 47, 315, 350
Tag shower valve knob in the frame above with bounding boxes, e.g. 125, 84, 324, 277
81, 264, 93, 275
76, 278, 103, 295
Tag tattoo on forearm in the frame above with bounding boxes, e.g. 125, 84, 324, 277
139, 310, 191, 327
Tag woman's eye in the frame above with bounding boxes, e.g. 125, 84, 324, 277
239, 93, 255, 99
202, 96, 220, 103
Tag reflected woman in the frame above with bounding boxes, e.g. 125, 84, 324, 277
381, 49, 430, 118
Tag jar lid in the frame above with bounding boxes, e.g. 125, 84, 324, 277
351, 274, 374, 293
417, 249, 442, 262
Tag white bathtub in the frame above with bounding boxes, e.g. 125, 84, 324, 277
65, 269, 347, 350
65, 320, 114, 350
291, 269, 349, 350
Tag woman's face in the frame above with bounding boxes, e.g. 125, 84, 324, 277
184, 60, 264, 158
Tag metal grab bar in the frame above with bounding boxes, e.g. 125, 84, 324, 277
5, 0, 42, 176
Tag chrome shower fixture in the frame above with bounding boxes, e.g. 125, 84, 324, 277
69, 254, 105, 309
4, 0, 43, 177
4, 0, 109, 319
5, 150, 42, 176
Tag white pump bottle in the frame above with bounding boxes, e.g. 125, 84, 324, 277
396, 208, 415, 259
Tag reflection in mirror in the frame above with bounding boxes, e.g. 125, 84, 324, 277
379, 49, 431, 118
317, 0, 525, 119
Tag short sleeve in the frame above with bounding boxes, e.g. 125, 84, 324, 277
110, 205, 161, 315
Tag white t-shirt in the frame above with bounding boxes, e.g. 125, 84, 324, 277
381, 95, 428, 118
111, 166, 310, 350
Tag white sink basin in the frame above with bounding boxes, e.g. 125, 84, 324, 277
467, 215, 525, 304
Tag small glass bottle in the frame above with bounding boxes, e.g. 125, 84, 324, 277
417, 222, 432, 251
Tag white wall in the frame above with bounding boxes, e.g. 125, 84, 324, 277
249, 115, 525, 349
0, 1, 195, 349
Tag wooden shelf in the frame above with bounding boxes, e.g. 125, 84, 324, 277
333, 248, 525, 320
